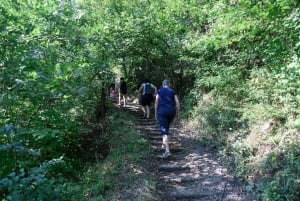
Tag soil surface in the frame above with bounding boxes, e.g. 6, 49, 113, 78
118, 102, 258, 201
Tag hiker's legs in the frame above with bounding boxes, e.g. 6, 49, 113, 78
141, 105, 146, 117
123, 94, 126, 107
158, 110, 170, 153
118, 93, 122, 105
162, 134, 170, 153
118, 93, 126, 106
145, 95, 153, 118
141, 95, 151, 118
158, 108, 176, 154
158, 109, 176, 134
146, 105, 150, 118
158, 114, 169, 135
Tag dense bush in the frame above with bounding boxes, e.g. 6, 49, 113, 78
0, 0, 113, 199
261, 144, 300, 201
179, 1, 300, 200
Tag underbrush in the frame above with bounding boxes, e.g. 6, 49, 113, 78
64, 107, 157, 201
0, 102, 157, 200
183, 90, 300, 201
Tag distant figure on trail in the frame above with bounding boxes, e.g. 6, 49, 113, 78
109, 82, 117, 100
155, 80, 180, 158
138, 79, 157, 119
118, 77, 127, 107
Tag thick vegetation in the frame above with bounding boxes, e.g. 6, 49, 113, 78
0, 0, 299, 200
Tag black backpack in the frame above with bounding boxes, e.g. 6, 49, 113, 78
144, 83, 154, 95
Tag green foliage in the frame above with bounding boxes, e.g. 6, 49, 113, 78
0, 157, 64, 201
261, 144, 300, 201
176, 0, 300, 200
1, 0, 300, 200
64, 109, 155, 201
0, 0, 115, 200
201, 101, 243, 133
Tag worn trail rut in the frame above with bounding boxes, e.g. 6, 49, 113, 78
123, 102, 257, 201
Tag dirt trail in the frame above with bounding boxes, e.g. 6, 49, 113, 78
123, 102, 258, 201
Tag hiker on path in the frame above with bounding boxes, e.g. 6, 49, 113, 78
109, 82, 117, 100
118, 77, 127, 107
138, 79, 157, 119
154, 80, 180, 158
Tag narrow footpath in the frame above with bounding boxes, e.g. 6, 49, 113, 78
122, 102, 258, 201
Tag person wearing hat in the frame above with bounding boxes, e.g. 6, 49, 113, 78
154, 80, 180, 158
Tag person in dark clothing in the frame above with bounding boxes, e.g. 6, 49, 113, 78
154, 80, 180, 158
118, 77, 127, 107
138, 79, 157, 119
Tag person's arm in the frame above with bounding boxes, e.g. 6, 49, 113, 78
154, 94, 159, 120
174, 95, 180, 118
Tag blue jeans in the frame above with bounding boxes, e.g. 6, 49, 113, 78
157, 107, 176, 135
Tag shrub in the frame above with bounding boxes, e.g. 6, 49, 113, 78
201, 101, 243, 133
0, 158, 65, 201
261, 144, 300, 201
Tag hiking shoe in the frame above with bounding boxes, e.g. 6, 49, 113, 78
162, 151, 171, 158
